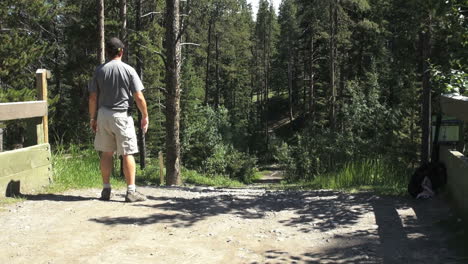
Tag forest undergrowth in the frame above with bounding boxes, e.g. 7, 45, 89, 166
49, 144, 409, 197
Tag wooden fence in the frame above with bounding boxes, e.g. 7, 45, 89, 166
0, 69, 52, 197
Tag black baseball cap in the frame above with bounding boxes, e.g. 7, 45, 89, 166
106, 37, 125, 52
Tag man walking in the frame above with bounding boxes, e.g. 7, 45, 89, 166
88, 37, 148, 202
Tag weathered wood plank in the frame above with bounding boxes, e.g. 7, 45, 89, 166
37, 123, 45, 145
0, 144, 51, 178
440, 146, 468, 222
0, 101, 48, 121
0, 165, 51, 197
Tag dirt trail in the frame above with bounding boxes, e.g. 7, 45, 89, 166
0, 185, 465, 264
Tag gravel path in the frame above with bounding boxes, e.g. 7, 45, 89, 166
0, 185, 465, 264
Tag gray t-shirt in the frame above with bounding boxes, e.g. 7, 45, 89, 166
88, 60, 144, 111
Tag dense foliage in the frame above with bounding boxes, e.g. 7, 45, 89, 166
1, 0, 467, 182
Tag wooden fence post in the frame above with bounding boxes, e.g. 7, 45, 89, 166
159, 151, 164, 185
35, 69, 50, 144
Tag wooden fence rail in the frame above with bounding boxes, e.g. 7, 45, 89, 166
0, 69, 51, 197
0, 101, 48, 121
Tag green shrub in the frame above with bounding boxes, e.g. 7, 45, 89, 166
203, 144, 257, 183
182, 105, 256, 183
182, 105, 228, 169
224, 148, 257, 183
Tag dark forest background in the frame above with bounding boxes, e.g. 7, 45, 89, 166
1, 0, 467, 183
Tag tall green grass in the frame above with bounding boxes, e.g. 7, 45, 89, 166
50, 145, 244, 191
135, 162, 164, 185
299, 159, 409, 195
51, 146, 408, 195
50, 145, 126, 192
134, 157, 245, 187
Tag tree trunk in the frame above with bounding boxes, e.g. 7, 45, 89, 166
309, 35, 315, 116
97, 0, 105, 64
204, 21, 212, 105
288, 47, 294, 122
120, 0, 128, 62
329, 0, 337, 130
165, 0, 182, 185
136, 0, 146, 169
409, 104, 417, 168
421, 29, 432, 164
53, 11, 62, 132
265, 10, 272, 150
303, 52, 307, 113
287, 43, 294, 122
339, 63, 345, 132
215, 32, 220, 108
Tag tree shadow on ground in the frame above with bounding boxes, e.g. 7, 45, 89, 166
89, 187, 463, 263
250, 230, 381, 264
89, 188, 374, 231
251, 197, 464, 264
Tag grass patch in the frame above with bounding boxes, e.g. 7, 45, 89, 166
48, 146, 409, 195
252, 91, 279, 103
278, 159, 409, 195
135, 158, 245, 187
49, 145, 126, 192
254, 170, 271, 179
136, 163, 245, 187
50, 144, 244, 191
182, 168, 244, 187
135, 160, 164, 186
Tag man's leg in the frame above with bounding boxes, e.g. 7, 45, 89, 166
123, 154, 146, 202
100, 151, 114, 184
122, 154, 135, 185
99, 151, 114, 200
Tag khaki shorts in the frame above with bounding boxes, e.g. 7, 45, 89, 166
94, 107, 138, 156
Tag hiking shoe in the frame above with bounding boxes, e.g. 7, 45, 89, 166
125, 190, 147, 202
100, 188, 112, 201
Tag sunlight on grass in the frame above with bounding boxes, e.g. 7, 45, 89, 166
49, 145, 126, 193
272, 159, 408, 195
47, 146, 408, 196
183, 168, 244, 187
317, 159, 408, 193
252, 91, 284, 103
49, 145, 244, 191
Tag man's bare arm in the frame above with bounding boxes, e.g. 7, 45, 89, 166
134, 91, 149, 133
89, 92, 98, 132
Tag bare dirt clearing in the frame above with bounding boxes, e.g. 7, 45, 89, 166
0, 186, 465, 264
